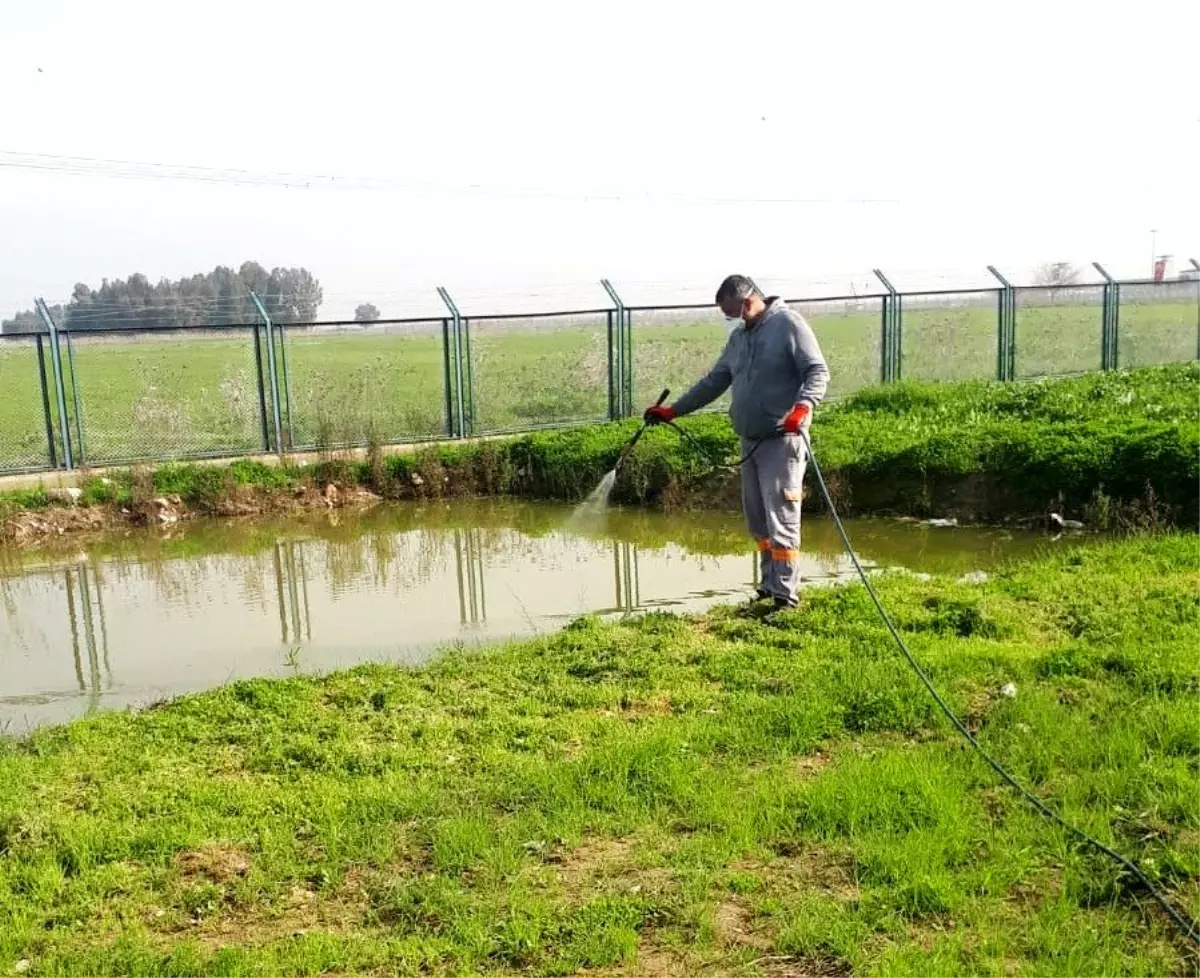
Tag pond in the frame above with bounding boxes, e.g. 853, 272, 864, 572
0, 500, 1074, 731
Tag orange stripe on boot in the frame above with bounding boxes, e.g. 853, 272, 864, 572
770, 547, 800, 563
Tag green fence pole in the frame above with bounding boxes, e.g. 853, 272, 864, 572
600, 279, 627, 416
34, 335, 58, 468
1092, 263, 1117, 370
249, 291, 284, 452
872, 269, 898, 382
462, 316, 475, 431
35, 299, 73, 469
1008, 288, 1016, 379
275, 320, 295, 448
61, 328, 86, 464
250, 321, 271, 451
437, 287, 467, 437
987, 266, 1015, 381
877, 298, 889, 384
1190, 259, 1200, 362
624, 306, 633, 417
440, 318, 455, 437
605, 309, 615, 420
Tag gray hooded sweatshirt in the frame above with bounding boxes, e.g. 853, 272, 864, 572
671, 297, 830, 440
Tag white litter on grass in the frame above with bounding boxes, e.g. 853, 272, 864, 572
1000, 682, 1018, 699
958, 571, 989, 585
1049, 513, 1085, 531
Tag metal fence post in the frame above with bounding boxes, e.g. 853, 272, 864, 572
35, 299, 74, 469
987, 265, 1016, 381
1190, 259, 1200, 362
605, 309, 616, 420
249, 291, 284, 452
1092, 263, 1118, 370
462, 317, 475, 431
440, 317, 455, 437
872, 269, 899, 382
34, 334, 58, 468
275, 320, 295, 448
623, 305, 632, 416
600, 280, 630, 416
249, 320, 271, 451
62, 327, 85, 463
437, 287, 468, 437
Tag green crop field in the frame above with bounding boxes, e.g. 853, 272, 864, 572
1, 298, 1195, 471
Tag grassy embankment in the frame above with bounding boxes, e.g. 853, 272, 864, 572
3, 365, 1197, 535
0, 535, 1196, 975
0, 298, 1195, 467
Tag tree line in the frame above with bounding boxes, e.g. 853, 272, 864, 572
1, 263, 323, 334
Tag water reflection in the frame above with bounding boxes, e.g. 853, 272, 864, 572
455, 528, 486, 627
274, 541, 312, 644
66, 564, 109, 704
0, 501, 1066, 731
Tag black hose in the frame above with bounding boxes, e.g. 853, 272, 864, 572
664, 420, 769, 469
653, 417, 1200, 945
796, 429, 1200, 947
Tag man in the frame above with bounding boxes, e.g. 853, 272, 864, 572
643, 275, 830, 609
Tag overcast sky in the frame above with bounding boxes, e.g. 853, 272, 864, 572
1, 0, 1196, 319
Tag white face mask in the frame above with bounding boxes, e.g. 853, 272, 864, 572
723, 300, 747, 331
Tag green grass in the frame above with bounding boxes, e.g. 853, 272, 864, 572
2, 297, 1194, 471
4, 365, 1198, 530
0, 535, 1195, 976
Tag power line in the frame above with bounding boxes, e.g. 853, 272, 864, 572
0, 150, 900, 206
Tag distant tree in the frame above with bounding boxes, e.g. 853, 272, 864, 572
0, 303, 65, 335
1, 263, 323, 333
1034, 262, 1082, 287
354, 303, 381, 322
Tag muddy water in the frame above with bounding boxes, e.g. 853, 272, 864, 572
0, 501, 1073, 731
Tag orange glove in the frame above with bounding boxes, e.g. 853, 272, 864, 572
643, 405, 677, 425
778, 402, 811, 434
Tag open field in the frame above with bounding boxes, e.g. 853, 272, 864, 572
0, 535, 1196, 976
1, 296, 1195, 472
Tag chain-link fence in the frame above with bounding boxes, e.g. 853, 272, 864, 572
1117, 281, 1200, 370
465, 311, 611, 434
901, 291, 1000, 383
282, 321, 448, 449
794, 296, 883, 398
629, 306, 731, 415
0, 335, 57, 472
1013, 286, 1105, 378
3, 269, 1197, 474
64, 327, 266, 463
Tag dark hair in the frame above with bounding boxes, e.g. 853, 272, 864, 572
715, 274, 756, 304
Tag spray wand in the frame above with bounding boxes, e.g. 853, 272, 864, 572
611, 388, 669, 476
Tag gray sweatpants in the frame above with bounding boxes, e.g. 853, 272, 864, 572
741, 433, 808, 606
